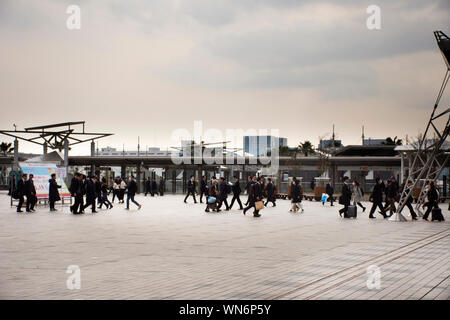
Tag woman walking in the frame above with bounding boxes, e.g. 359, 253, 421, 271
112, 178, 120, 203
119, 178, 127, 203
352, 180, 366, 212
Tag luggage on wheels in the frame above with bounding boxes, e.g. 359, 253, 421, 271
345, 205, 357, 218
432, 207, 445, 221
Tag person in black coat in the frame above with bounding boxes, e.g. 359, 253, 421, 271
369, 177, 388, 219
159, 178, 165, 196
243, 177, 263, 217
98, 177, 113, 209
229, 176, 243, 210
95, 177, 102, 208
16, 173, 28, 213
264, 178, 276, 207
70, 173, 84, 214
399, 181, 417, 220
199, 176, 208, 203
151, 178, 157, 197
289, 178, 303, 212
244, 176, 252, 206
82, 176, 97, 213
48, 173, 61, 212
69, 173, 80, 213
145, 178, 151, 196
423, 182, 439, 221
184, 175, 197, 203
126, 175, 141, 210
25, 174, 37, 212
385, 177, 399, 216
217, 177, 230, 211
325, 179, 334, 206
338, 176, 352, 217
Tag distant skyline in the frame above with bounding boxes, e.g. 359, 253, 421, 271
1, 0, 449, 155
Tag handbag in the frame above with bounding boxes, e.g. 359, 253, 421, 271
207, 196, 216, 204
255, 200, 264, 210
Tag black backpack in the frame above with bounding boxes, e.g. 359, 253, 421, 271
12, 190, 19, 200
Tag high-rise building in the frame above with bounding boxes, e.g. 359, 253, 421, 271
243, 136, 287, 156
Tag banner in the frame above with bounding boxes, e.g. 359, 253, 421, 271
19, 163, 70, 198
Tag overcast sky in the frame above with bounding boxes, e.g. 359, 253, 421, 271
0, 0, 449, 155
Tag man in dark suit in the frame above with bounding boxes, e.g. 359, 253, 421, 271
159, 178, 165, 196
423, 181, 439, 221
264, 177, 276, 207
126, 175, 141, 210
369, 177, 388, 219
229, 176, 243, 210
48, 173, 61, 212
16, 173, 27, 213
217, 177, 230, 211
151, 178, 157, 197
69, 173, 80, 213
244, 176, 252, 206
82, 176, 97, 213
199, 175, 208, 203
338, 176, 352, 217
243, 176, 262, 217
184, 175, 197, 203
71, 173, 84, 214
325, 179, 334, 206
145, 177, 151, 196
399, 181, 417, 220
95, 176, 102, 209
25, 174, 37, 212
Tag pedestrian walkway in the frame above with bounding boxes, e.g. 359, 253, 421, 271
0, 192, 448, 299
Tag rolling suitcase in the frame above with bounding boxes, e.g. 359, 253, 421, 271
431, 207, 445, 221
345, 205, 357, 218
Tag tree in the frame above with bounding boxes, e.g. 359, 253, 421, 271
278, 146, 291, 156
0, 142, 14, 156
383, 136, 403, 146
299, 140, 315, 156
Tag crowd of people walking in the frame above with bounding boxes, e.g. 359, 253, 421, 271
182, 175, 279, 218
11, 171, 445, 222
68, 173, 143, 213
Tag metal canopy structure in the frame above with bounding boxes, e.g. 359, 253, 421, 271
0, 121, 113, 151
390, 30, 450, 222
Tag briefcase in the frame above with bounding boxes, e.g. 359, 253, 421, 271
255, 201, 264, 210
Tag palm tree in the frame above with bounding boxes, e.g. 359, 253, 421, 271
299, 140, 315, 156
0, 142, 14, 156
383, 136, 403, 146
279, 146, 291, 156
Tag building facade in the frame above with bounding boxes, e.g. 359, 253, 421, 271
243, 136, 287, 156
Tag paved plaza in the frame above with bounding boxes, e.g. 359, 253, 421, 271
0, 192, 448, 300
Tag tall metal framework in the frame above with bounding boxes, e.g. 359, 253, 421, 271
390, 31, 450, 221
